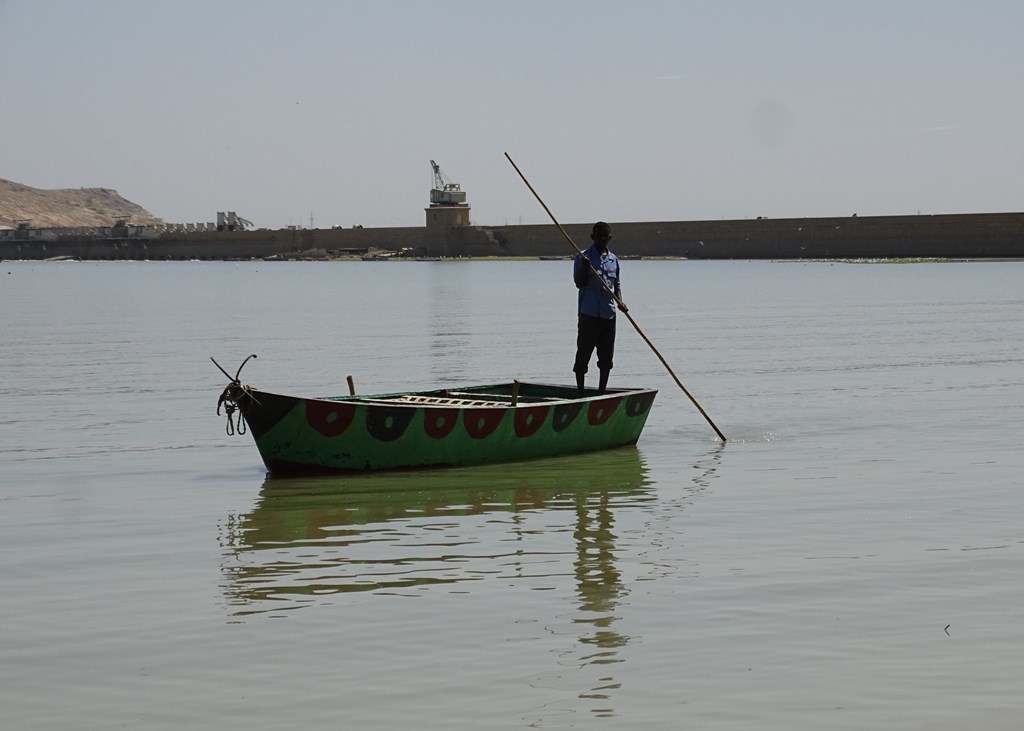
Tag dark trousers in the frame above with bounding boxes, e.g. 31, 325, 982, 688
573, 314, 616, 374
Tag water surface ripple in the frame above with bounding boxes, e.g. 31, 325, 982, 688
1, 260, 1022, 730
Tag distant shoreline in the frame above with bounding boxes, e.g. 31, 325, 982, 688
6, 256, 1023, 267
3, 211, 1024, 260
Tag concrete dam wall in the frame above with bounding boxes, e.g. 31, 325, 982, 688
467, 213, 1024, 259
3, 212, 1023, 260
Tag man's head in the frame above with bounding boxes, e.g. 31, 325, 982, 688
591, 221, 611, 249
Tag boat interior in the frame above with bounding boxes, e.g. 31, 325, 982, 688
323, 382, 643, 408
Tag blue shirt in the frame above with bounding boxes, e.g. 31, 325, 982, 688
574, 245, 621, 319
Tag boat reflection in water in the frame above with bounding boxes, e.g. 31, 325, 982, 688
219, 446, 653, 614
219, 445, 719, 720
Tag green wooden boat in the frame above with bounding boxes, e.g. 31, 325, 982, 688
217, 377, 657, 474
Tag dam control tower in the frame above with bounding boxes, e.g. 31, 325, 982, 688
424, 160, 471, 255
426, 160, 469, 227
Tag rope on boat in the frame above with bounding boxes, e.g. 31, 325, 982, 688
217, 392, 245, 435
212, 354, 258, 436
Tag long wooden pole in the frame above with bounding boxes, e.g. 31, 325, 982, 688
504, 152, 727, 442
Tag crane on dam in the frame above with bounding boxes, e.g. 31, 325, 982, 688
429, 160, 467, 207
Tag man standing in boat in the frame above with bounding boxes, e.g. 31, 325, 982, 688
573, 221, 628, 395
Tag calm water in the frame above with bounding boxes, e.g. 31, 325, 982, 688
2, 259, 1023, 729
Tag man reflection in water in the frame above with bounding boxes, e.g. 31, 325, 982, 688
573, 222, 628, 395
572, 490, 628, 718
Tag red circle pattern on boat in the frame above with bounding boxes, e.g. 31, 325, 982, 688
424, 408, 459, 439
305, 400, 356, 437
514, 406, 549, 437
587, 397, 622, 426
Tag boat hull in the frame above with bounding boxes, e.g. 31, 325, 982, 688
222, 382, 657, 474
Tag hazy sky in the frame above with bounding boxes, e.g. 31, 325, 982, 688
3, 1, 1023, 228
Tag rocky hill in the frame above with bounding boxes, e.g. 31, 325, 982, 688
0, 178, 163, 229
